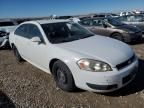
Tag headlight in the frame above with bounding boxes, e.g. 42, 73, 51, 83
77, 59, 112, 72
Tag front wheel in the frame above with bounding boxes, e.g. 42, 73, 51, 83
111, 33, 124, 42
52, 60, 76, 91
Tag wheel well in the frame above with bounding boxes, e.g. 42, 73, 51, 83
49, 59, 59, 74
110, 32, 121, 37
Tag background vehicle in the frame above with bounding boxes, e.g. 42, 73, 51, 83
69, 17, 80, 23
93, 13, 119, 18
9, 20, 138, 93
56, 16, 80, 23
56, 16, 73, 19
79, 17, 142, 42
0, 31, 9, 48
120, 12, 134, 16
0, 20, 18, 48
116, 14, 144, 34
0, 20, 18, 33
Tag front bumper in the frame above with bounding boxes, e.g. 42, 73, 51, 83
123, 32, 142, 42
72, 58, 138, 93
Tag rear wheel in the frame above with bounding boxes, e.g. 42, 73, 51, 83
52, 60, 76, 91
13, 45, 23, 62
112, 33, 124, 42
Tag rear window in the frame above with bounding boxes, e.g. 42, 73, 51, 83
0, 22, 15, 27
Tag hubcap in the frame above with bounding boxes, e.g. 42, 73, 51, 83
113, 35, 122, 41
57, 69, 67, 84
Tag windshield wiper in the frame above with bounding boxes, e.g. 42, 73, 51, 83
81, 34, 94, 39
59, 38, 76, 43
53, 34, 94, 43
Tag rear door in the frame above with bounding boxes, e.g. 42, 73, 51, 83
14, 24, 30, 58
80, 19, 107, 36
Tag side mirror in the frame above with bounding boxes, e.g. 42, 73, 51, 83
31, 37, 41, 43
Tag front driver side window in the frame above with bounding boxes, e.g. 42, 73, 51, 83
28, 24, 44, 42
81, 20, 92, 26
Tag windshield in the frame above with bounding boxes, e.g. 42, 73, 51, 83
41, 22, 94, 44
104, 18, 124, 26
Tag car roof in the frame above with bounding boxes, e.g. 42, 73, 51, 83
24, 19, 70, 25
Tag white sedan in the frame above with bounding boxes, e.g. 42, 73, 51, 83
9, 20, 138, 92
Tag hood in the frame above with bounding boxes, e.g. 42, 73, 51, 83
114, 24, 140, 33
56, 36, 134, 67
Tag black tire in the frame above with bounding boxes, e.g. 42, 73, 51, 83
52, 60, 76, 91
13, 45, 23, 62
111, 33, 124, 42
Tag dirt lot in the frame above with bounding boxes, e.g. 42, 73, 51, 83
0, 42, 144, 108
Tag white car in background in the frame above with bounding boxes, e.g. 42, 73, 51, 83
9, 20, 138, 92
0, 20, 18, 33
120, 12, 134, 16
0, 31, 9, 48
0, 20, 18, 48
69, 17, 80, 23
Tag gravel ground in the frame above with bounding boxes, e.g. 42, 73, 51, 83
0, 42, 144, 108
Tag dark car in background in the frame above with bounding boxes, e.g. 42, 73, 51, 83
56, 16, 73, 19
115, 14, 144, 34
79, 17, 142, 42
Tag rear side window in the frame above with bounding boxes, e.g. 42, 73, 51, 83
0, 22, 14, 26
14, 24, 29, 37
92, 19, 103, 26
80, 20, 93, 26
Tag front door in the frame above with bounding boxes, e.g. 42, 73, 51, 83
27, 24, 48, 70
91, 19, 110, 36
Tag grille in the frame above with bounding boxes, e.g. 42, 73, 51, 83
116, 55, 136, 70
